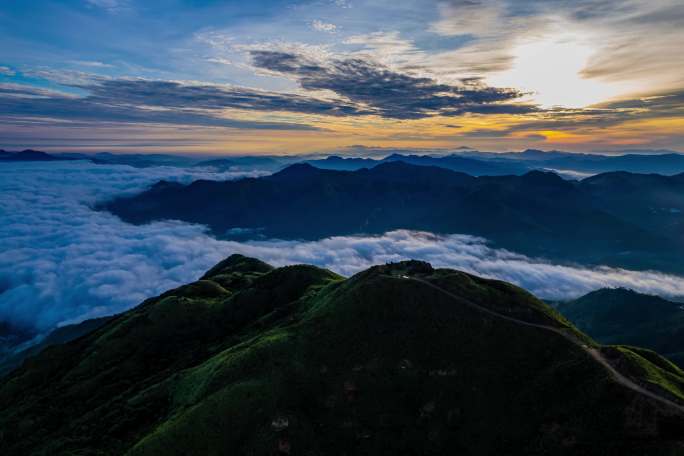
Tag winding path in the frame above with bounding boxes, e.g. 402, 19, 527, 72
388, 274, 684, 414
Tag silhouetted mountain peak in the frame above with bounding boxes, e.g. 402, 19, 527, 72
149, 180, 184, 192
371, 160, 418, 171
270, 162, 322, 179
521, 169, 568, 185
573, 287, 676, 307
558, 287, 684, 367
582, 287, 642, 299
382, 153, 406, 161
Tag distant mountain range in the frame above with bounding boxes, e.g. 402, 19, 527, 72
308, 149, 684, 176
192, 155, 288, 172
522, 150, 684, 175
0, 149, 78, 162
104, 162, 684, 274
5, 147, 684, 176
304, 153, 531, 176
2, 255, 683, 454
558, 288, 684, 368
0, 150, 221, 168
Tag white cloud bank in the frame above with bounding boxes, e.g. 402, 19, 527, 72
222, 231, 684, 302
2, 161, 684, 336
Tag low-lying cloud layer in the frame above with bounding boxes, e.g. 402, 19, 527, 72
0, 161, 263, 333
2, 161, 684, 339
223, 231, 684, 301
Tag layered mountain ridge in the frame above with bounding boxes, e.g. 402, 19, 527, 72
104, 162, 684, 273
5, 147, 684, 176
306, 150, 684, 176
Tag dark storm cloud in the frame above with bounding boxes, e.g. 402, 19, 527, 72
250, 50, 533, 119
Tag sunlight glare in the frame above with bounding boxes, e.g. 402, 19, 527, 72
488, 35, 623, 108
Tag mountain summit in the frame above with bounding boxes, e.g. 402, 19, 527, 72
1, 256, 683, 455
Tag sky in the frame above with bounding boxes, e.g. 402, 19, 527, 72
0, 0, 683, 154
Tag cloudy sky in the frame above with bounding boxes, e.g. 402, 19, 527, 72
1, 0, 683, 153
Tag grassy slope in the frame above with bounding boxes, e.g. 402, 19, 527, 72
1, 257, 684, 455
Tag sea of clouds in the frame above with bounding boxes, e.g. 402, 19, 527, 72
2, 160, 684, 338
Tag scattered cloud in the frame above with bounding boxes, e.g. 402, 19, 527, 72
249, 50, 534, 119
1, 54, 538, 130
343, 31, 423, 69
470, 89, 684, 137
206, 57, 234, 66
1, 0, 683, 151
23, 68, 105, 86
311, 20, 337, 33
70, 60, 114, 68
427, 0, 684, 92
0, 81, 333, 130
0, 66, 15, 77
85, 0, 129, 13
82, 78, 365, 117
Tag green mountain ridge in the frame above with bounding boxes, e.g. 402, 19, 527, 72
2, 256, 684, 455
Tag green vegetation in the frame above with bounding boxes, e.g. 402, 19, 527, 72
600, 345, 684, 402
1, 255, 683, 455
